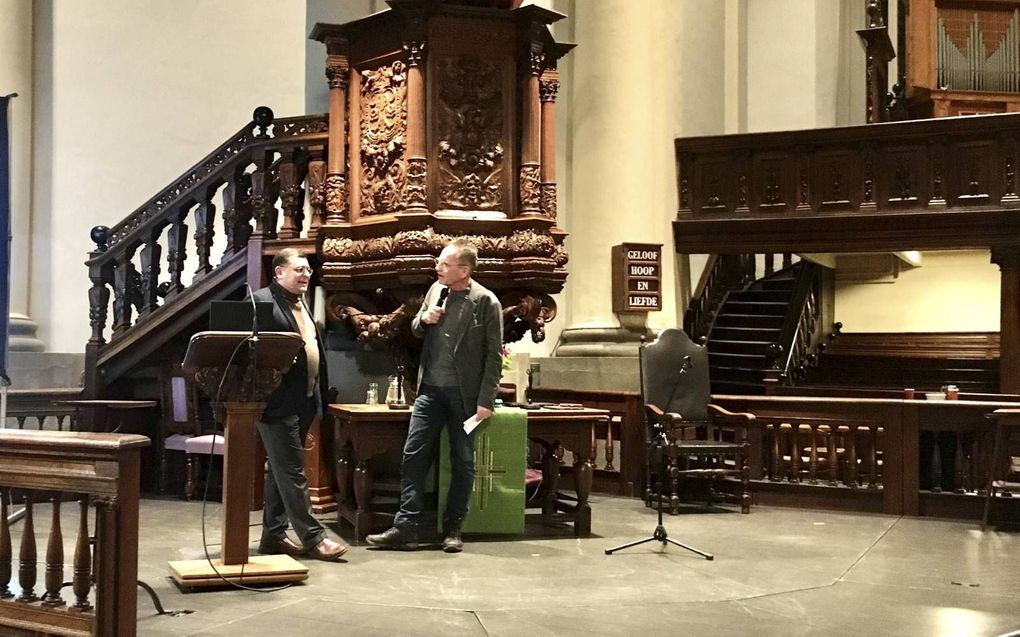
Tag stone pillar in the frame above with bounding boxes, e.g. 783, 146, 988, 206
555, 0, 687, 356
519, 50, 543, 217
0, 0, 41, 351
539, 69, 559, 219
403, 40, 428, 213
324, 38, 349, 224
992, 246, 1020, 394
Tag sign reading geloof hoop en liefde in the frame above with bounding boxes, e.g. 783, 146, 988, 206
612, 243, 662, 313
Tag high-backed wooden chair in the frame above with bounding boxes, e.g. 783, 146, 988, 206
641, 328, 756, 514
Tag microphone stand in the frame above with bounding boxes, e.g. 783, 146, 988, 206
605, 350, 712, 560
246, 283, 260, 399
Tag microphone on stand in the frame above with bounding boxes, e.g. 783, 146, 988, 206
244, 282, 259, 343
678, 354, 692, 375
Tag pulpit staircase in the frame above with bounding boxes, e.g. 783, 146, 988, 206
685, 255, 827, 395
82, 108, 328, 418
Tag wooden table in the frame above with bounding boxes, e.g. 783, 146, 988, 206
328, 404, 609, 543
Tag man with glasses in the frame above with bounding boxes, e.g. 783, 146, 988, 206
249, 248, 348, 561
367, 239, 503, 553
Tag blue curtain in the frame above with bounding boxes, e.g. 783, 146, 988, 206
0, 95, 11, 383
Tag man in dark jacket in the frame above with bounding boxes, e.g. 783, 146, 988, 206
366, 239, 503, 553
251, 248, 347, 561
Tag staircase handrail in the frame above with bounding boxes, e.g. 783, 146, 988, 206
769, 262, 823, 384
684, 254, 756, 342
88, 112, 328, 267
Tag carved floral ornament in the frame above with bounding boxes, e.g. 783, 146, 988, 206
437, 55, 505, 210
321, 228, 567, 265
326, 61, 349, 90
539, 78, 559, 102
360, 61, 408, 216
519, 164, 541, 210
329, 303, 409, 343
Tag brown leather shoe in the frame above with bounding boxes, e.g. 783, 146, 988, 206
257, 535, 304, 557
309, 537, 348, 561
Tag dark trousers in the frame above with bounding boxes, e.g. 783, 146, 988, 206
257, 396, 325, 549
394, 384, 476, 529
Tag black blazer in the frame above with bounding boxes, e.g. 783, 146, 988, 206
249, 281, 330, 420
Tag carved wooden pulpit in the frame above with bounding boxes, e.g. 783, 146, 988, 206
309, 0, 574, 361
168, 331, 308, 588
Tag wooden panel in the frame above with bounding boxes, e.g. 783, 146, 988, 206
674, 112, 1020, 254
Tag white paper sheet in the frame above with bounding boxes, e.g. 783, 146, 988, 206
463, 414, 482, 434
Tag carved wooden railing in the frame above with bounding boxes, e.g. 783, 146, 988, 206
4, 388, 83, 431
683, 254, 756, 343
674, 112, 1020, 255
759, 415, 882, 488
513, 390, 1017, 518
712, 394, 1020, 518
763, 262, 824, 390
0, 429, 149, 637
83, 109, 329, 394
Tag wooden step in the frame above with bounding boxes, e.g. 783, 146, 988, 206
711, 326, 782, 341
729, 289, 791, 303
710, 339, 773, 356
713, 313, 785, 329
721, 301, 787, 316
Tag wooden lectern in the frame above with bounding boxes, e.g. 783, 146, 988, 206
168, 331, 310, 588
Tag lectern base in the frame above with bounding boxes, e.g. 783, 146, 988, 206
168, 555, 309, 589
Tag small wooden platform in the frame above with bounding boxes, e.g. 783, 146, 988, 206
168, 554, 309, 589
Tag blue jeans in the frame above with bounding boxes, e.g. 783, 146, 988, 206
394, 385, 476, 528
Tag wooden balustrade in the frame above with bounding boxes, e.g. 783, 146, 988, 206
4, 388, 83, 432
713, 394, 1020, 518
83, 111, 330, 397
0, 429, 149, 637
523, 389, 1019, 519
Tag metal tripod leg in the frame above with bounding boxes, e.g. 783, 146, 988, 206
605, 439, 714, 560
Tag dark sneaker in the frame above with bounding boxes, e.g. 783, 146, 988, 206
441, 529, 463, 553
365, 526, 418, 550
442, 516, 464, 553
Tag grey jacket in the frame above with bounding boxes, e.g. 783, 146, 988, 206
412, 279, 503, 415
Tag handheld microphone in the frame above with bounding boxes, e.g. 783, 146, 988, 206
437, 287, 450, 309
245, 282, 259, 343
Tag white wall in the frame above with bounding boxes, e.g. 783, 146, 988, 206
835, 251, 1001, 332
32, 0, 306, 353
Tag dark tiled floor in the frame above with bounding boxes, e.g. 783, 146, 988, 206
126, 496, 1020, 637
